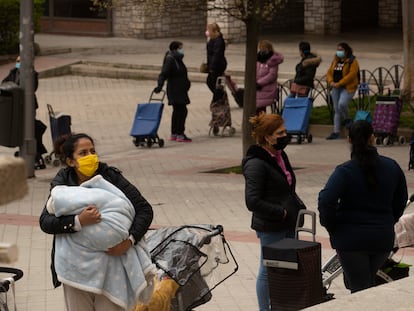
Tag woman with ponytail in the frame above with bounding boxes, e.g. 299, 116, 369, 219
318, 120, 407, 293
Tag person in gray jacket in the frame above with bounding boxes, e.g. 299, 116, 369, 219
242, 113, 305, 311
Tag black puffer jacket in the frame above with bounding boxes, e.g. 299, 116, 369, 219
293, 53, 322, 88
39, 162, 153, 287
157, 51, 191, 105
242, 145, 302, 232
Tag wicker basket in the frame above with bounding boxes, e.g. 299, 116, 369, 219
264, 238, 324, 311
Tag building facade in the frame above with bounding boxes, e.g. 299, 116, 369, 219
40, 0, 401, 40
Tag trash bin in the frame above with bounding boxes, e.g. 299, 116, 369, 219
0, 82, 24, 147
263, 238, 324, 311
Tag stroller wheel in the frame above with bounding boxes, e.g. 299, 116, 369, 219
147, 139, 153, 148
229, 127, 236, 136
383, 136, 390, 146
307, 134, 313, 143
213, 126, 220, 136
158, 139, 165, 148
44, 155, 52, 164
399, 136, 406, 145
53, 159, 61, 167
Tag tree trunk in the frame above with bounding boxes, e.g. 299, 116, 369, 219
242, 17, 259, 156
402, 0, 414, 105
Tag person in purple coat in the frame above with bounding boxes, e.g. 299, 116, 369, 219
256, 40, 284, 115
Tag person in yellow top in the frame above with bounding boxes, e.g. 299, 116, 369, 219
326, 42, 360, 140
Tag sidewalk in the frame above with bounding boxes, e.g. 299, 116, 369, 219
0, 31, 412, 311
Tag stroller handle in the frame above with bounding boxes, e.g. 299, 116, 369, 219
198, 225, 224, 247
407, 194, 414, 207
0, 267, 23, 292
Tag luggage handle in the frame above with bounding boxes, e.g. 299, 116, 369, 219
295, 210, 316, 241
47, 104, 55, 118
149, 90, 166, 103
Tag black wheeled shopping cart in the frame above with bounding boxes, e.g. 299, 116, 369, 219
44, 104, 72, 167
139, 224, 238, 311
263, 210, 325, 310
130, 91, 165, 148
0, 267, 23, 311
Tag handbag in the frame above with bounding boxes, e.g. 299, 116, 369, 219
200, 62, 209, 74
290, 82, 309, 96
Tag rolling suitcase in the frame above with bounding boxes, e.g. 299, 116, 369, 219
282, 96, 313, 144
130, 91, 165, 148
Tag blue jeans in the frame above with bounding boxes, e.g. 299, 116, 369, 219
330, 87, 355, 133
256, 230, 295, 311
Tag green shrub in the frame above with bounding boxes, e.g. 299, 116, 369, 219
0, 0, 44, 55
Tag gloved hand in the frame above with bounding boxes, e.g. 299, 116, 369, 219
153, 86, 162, 93
256, 83, 262, 91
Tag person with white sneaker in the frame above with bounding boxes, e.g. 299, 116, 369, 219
154, 41, 192, 143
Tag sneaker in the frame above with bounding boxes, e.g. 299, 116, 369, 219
326, 132, 340, 140
169, 134, 177, 141
176, 134, 192, 142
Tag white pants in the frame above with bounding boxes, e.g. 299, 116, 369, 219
63, 284, 125, 311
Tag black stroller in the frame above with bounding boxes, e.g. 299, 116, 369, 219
0, 267, 23, 311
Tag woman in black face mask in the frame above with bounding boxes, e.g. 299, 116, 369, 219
242, 113, 305, 311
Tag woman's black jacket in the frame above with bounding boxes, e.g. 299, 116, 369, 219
293, 53, 322, 88
39, 162, 153, 287
157, 51, 191, 105
242, 145, 302, 232
206, 34, 227, 74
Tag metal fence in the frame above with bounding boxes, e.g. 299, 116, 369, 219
275, 65, 405, 120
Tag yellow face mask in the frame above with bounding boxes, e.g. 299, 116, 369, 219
77, 154, 99, 177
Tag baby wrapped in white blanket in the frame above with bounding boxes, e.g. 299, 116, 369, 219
48, 175, 155, 310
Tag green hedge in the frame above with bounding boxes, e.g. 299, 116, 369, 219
0, 0, 44, 55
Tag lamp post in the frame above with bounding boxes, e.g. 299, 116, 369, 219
19, 0, 36, 178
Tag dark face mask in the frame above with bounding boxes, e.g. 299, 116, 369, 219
272, 135, 290, 150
